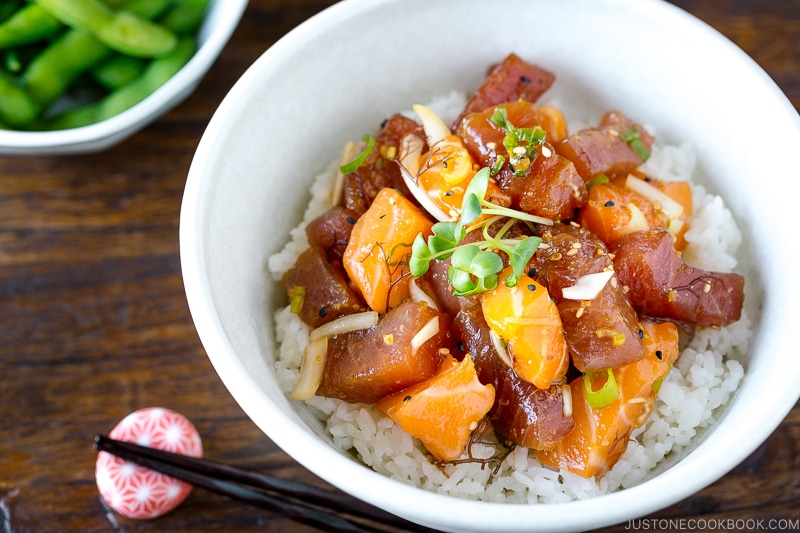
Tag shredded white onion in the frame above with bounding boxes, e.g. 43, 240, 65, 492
625, 174, 684, 219
413, 104, 451, 145
399, 161, 454, 222
398, 133, 424, 177
409, 279, 439, 310
410, 317, 440, 350
309, 311, 379, 341
331, 140, 356, 207
667, 216, 685, 237
617, 202, 650, 235
397, 132, 454, 221
561, 270, 615, 300
290, 336, 328, 400
490, 330, 513, 369
561, 383, 573, 418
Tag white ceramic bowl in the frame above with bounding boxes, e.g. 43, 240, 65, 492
180, 1, 800, 531
0, 0, 247, 156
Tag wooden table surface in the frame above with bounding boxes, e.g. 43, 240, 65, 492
1, 1, 798, 532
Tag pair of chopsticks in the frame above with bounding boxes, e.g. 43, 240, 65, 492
94, 435, 440, 533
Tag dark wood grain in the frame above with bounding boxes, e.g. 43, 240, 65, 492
1, 1, 798, 532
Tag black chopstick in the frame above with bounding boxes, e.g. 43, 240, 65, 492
94, 435, 439, 533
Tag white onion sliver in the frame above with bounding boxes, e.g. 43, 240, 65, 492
290, 336, 328, 400
561, 270, 615, 301
331, 140, 356, 207
489, 330, 513, 369
667, 216, 685, 237
410, 317, 440, 350
399, 163, 453, 222
412, 104, 451, 145
409, 279, 439, 310
309, 311, 379, 341
625, 174, 684, 219
618, 202, 650, 235
561, 383, 573, 418
398, 134, 424, 177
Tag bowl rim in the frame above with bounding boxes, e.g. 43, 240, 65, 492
0, 0, 249, 155
180, 0, 800, 531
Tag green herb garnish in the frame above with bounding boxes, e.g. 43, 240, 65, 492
288, 286, 305, 314
619, 124, 650, 162
584, 368, 620, 409
339, 134, 376, 174
489, 106, 547, 177
409, 167, 546, 296
585, 173, 610, 189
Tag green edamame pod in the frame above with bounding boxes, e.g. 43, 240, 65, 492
47, 37, 195, 129
4, 41, 48, 74
124, 0, 177, 20
0, 1, 25, 24
91, 54, 146, 90
98, 36, 195, 118
24, 0, 179, 107
3, 49, 21, 72
36, 0, 177, 57
22, 28, 113, 106
0, 70, 40, 127
160, 0, 210, 35
0, 4, 64, 49
101, 0, 132, 8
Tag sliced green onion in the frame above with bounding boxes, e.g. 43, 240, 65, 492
288, 286, 305, 314
652, 376, 665, 395
628, 138, 650, 161
339, 134, 376, 173
490, 155, 506, 176
489, 105, 547, 176
619, 125, 650, 161
489, 106, 509, 128
583, 368, 620, 409
586, 173, 610, 189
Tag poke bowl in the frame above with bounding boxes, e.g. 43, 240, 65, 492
180, 0, 800, 531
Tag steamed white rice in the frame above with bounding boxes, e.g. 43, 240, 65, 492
266, 92, 751, 503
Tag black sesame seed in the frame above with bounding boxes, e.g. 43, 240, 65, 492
520, 76, 532, 84
444, 190, 454, 196
527, 267, 537, 278
457, 341, 465, 352
318, 306, 328, 318
346, 216, 357, 224
655, 350, 663, 360
527, 284, 536, 291
644, 175, 652, 182
404, 395, 412, 402
638, 329, 644, 339
604, 200, 615, 207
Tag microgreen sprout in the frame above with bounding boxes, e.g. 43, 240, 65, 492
409, 167, 548, 296
489, 106, 547, 177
